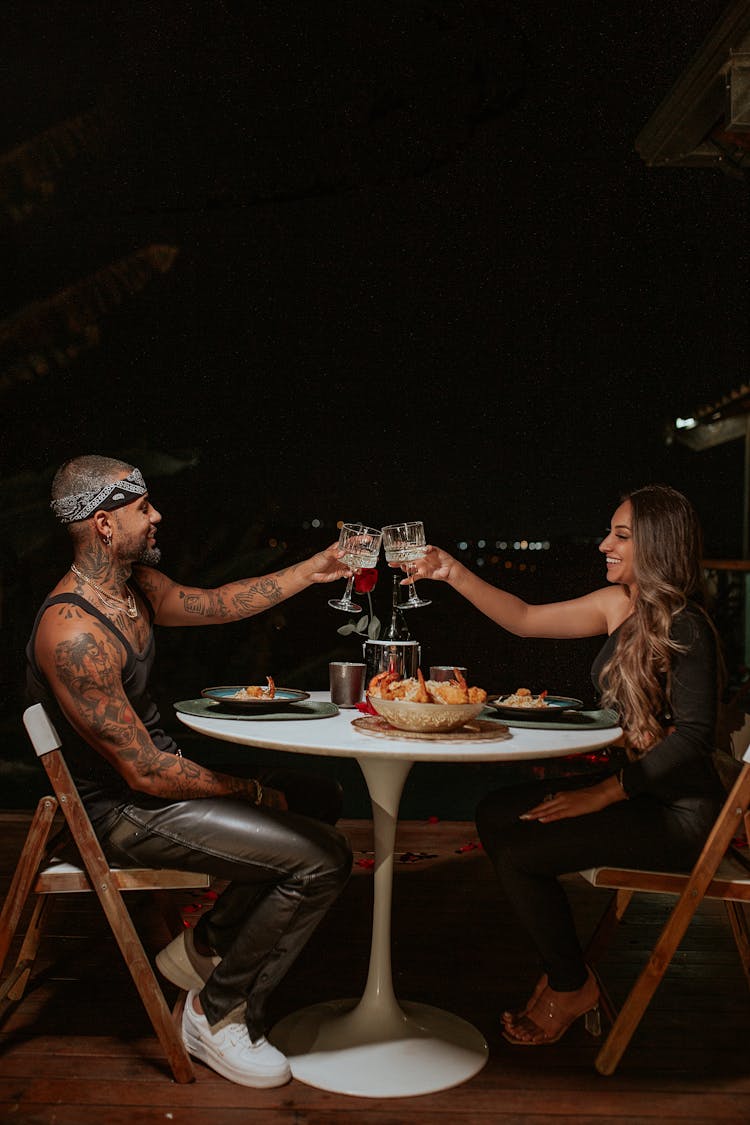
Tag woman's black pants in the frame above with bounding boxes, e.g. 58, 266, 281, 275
99, 762, 352, 1038
475, 772, 722, 993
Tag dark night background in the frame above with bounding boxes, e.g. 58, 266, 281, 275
1, 2, 748, 813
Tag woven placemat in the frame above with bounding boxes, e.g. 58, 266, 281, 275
174, 698, 339, 721
352, 716, 511, 742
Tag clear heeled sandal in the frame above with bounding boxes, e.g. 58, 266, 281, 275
502, 971, 603, 1047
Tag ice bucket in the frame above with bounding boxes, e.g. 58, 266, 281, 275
362, 640, 421, 687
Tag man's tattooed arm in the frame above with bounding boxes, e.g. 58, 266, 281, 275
136, 541, 351, 627
45, 623, 267, 803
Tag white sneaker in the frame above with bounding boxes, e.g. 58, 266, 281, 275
156, 928, 221, 992
182, 991, 292, 1087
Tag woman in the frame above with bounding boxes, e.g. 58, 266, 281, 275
406, 484, 726, 1046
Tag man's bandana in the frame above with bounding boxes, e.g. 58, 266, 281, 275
50, 468, 148, 523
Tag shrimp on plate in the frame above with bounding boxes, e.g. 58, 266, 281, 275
235, 675, 276, 700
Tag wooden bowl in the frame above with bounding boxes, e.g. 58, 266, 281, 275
367, 696, 486, 733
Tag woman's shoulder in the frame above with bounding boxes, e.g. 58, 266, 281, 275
590, 584, 633, 633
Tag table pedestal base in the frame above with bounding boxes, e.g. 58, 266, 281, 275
270, 998, 488, 1097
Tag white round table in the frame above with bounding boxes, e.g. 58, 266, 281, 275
176, 692, 621, 1098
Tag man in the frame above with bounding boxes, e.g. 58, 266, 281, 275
26, 455, 353, 1088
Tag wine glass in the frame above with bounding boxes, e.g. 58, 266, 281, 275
328, 523, 383, 613
381, 521, 431, 609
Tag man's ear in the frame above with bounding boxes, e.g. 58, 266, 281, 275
91, 509, 114, 544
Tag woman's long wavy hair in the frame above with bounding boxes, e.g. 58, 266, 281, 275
599, 483, 713, 752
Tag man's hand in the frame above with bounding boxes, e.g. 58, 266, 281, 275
305, 543, 353, 585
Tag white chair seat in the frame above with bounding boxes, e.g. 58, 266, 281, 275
581, 847, 750, 898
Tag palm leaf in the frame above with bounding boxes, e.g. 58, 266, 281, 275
0, 105, 111, 224
0, 244, 179, 390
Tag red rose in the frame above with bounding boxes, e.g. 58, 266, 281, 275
354, 567, 379, 594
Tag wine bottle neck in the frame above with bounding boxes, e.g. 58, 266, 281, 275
383, 574, 411, 640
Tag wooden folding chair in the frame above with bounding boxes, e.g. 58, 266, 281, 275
0, 703, 212, 1083
580, 745, 750, 1075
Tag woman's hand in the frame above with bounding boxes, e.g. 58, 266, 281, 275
395, 545, 458, 584
519, 776, 624, 823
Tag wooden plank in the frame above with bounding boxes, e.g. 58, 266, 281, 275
2, 1075, 750, 1119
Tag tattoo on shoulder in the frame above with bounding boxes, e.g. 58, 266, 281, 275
55, 631, 119, 693
232, 577, 283, 613
56, 604, 86, 622
53, 631, 135, 744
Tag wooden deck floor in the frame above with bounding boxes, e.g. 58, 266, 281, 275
1, 812, 749, 1124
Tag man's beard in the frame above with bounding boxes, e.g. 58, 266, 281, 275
138, 545, 162, 566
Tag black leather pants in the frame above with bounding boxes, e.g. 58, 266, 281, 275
100, 763, 352, 1037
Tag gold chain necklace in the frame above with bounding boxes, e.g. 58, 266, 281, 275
70, 563, 138, 619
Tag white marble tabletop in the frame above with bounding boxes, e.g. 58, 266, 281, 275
175, 690, 622, 764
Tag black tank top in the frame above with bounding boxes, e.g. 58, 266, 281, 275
25, 583, 180, 828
